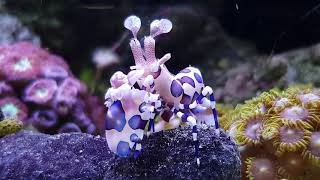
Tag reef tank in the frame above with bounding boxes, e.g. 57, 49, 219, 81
1, 0, 320, 179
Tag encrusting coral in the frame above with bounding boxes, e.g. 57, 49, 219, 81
222, 85, 320, 179
0, 109, 23, 137
0, 118, 23, 137
0, 42, 105, 135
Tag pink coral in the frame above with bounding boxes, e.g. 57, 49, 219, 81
0, 42, 105, 135
0, 81, 14, 97
24, 79, 58, 105
0, 97, 28, 123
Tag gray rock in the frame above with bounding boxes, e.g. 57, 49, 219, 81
0, 126, 240, 180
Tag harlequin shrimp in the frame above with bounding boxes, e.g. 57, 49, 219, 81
105, 71, 162, 157
105, 15, 219, 166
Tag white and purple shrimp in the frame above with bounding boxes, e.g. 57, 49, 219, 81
105, 15, 219, 166
105, 71, 162, 157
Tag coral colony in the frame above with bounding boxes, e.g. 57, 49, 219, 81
0, 42, 105, 135
105, 15, 219, 165
221, 85, 320, 179
0, 109, 22, 137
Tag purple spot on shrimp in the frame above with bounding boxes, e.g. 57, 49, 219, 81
105, 100, 126, 132
192, 92, 200, 102
152, 67, 161, 79
191, 107, 205, 114
116, 141, 130, 157
178, 76, 195, 87
128, 115, 147, 130
194, 73, 203, 83
150, 82, 155, 89
130, 133, 141, 142
170, 80, 183, 97
139, 102, 146, 113
179, 68, 191, 73
180, 94, 191, 104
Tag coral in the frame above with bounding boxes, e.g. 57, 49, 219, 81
0, 109, 23, 137
0, 97, 28, 122
31, 110, 58, 134
83, 95, 105, 135
217, 103, 234, 130
223, 85, 320, 179
302, 130, 320, 166
53, 77, 86, 116
0, 118, 23, 137
23, 79, 58, 105
245, 157, 278, 180
3, 53, 41, 82
41, 55, 71, 80
0, 42, 105, 135
58, 122, 81, 133
0, 81, 14, 97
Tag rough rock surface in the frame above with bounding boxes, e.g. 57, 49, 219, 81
0, 126, 241, 179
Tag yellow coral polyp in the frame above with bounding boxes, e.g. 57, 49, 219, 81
298, 93, 320, 104
284, 84, 314, 97
258, 88, 283, 108
302, 131, 320, 166
272, 124, 311, 154
278, 152, 310, 179
222, 85, 320, 179
270, 104, 318, 129
216, 103, 234, 130
286, 84, 320, 108
245, 157, 278, 180
234, 112, 264, 145
0, 118, 23, 137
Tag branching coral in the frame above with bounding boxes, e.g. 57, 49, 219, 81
223, 85, 320, 179
0, 42, 105, 135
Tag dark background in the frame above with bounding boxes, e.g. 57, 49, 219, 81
3, 0, 320, 76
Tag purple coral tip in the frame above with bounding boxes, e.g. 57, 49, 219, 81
58, 122, 81, 133
31, 110, 58, 133
53, 78, 84, 115
41, 55, 70, 80
42, 65, 69, 80
0, 81, 14, 97
72, 111, 91, 129
85, 123, 97, 134
24, 79, 58, 105
0, 42, 51, 82
3, 54, 41, 82
0, 97, 28, 123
